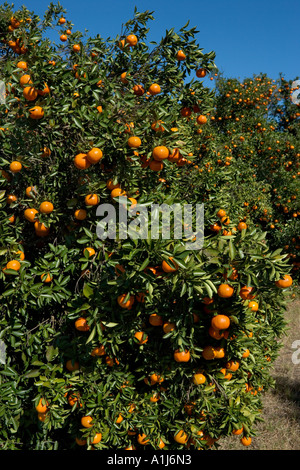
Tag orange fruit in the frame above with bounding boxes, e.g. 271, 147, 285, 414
174, 430, 188, 444
6, 194, 17, 204
152, 146, 169, 161
81, 416, 93, 428
24, 208, 38, 222
126, 34, 138, 46
41, 273, 53, 283
91, 433, 102, 444
72, 44, 81, 52
74, 153, 91, 170
15, 250, 25, 261
196, 115, 207, 125
149, 313, 163, 326
25, 186, 37, 198
9, 161, 22, 173
17, 60, 27, 70
163, 321, 176, 334
211, 314, 230, 331
176, 50, 186, 61
34, 221, 50, 237
217, 284, 234, 298
134, 331, 148, 345
111, 188, 126, 198
86, 148, 103, 164
192, 373, 206, 385
35, 398, 49, 413
240, 436, 252, 446
117, 293, 134, 309
39, 201, 54, 214
133, 84, 145, 96
91, 345, 106, 356
75, 317, 90, 332
238, 221, 247, 231
137, 433, 149, 445
6, 260, 21, 271
217, 209, 226, 218
149, 160, 163, 172
84, 247, 95, 257
202, 345, 216, 360
23, 86, 38, 101
128, 136, 141, 148
225, 360, 240, 372
161, 257, 178, 273
232, 427, 243, 435
148, 83, 161, 95
248, 301, 259, 311
275, 274, 293, 288
174, 349, 190, 362
75, 437, 87, 446
85, 194, 99, 206
239, 286, 255, 300
29, 106, 44, 119
196, 68, 206, 78
74, 209, 87, 220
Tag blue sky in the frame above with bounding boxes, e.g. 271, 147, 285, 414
9, 0, 299, 83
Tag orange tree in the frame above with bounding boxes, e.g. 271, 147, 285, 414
0, 3, 295, 450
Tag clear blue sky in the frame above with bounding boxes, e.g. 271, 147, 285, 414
9, 0, 300, 83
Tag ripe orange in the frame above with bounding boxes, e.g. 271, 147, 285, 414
176, 50, 186, 61
17, 60, 27, 70
91, 433, 102, 444
81, 416, 93, 428
162, 257, 178, 273
196, 115, 207, 125
133, 84, 145, 96
196, 68, 206, 78
6, 260, 21, 271
120, 72, 128, 84
58, 17, 66, 24
248, 301, 259, 312
86, 147, 103, 164
211, 314, 230, 330
241, 436, 252, 446
149, 313, 163, 326
75, 317, 90, 332
15, 250, 25, 261
225, 360, 240, 372
217, 283, 234, 298
24, 208, 38, 222
74, 153, 91, 170
192, 373, 206, 385
128, 136, 141, 148
152, 146, 169, 161
242, 349, 250, 358
25, 186, 37, 198
275, 274, 293, 288
84, 247, 95, 257
202, 345, 216, 360
232, 427, 243, 435
29, 106, 44, 119
6, 194, 17, 204
174, 430, 188, 444
75, 437, 87, 446
85, 194, 99, 206
34, 221, 50, 237
117, 293, 134, 309
39, 201, 54, 214
126, 34, 138, 46
74, 209, 87, 220
163, 321, 176, 333
217, 209, 226, 218
111, 188, 126, 198
91, 345, 106, 356
35, 398, 49, 413
72, 44, 81, 52
238, 221, 247, 231
41, 273, 53, 283
239, 286, 255, 300
9, 161, 22, 173
174, 349, 190, 362
149, 160, 163, 171
60, 34, 67, 42
23, 86, 38, 101
137, 433, 149, 445
134, 331, 148, 345
106, 179, 120, 190
148, 83, 161, 95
